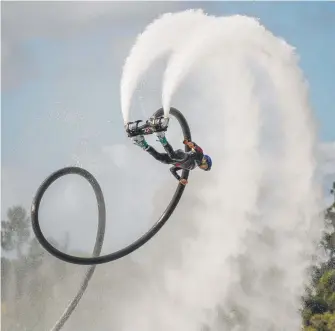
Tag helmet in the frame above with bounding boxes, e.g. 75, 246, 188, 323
203, 155, 212, 171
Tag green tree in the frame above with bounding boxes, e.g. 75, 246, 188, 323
1, 206, 31, 300
302, 182, 335, 329
28, 237, 45, 269
303, 312, 335, 331
1, 205, 31, 258
324, 181, 335, 261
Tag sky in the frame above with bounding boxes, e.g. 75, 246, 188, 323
2, 1, 335, 252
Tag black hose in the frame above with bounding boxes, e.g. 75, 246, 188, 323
30, 107, 190, 331
31, 106, 191, 265
30, 166, 106, 331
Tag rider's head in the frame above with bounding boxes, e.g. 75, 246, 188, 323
199, 154, 212, 171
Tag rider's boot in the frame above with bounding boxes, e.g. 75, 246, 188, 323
131, 135, 149, 150
156, 131, 168, 146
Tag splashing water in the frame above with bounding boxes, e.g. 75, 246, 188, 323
119, 9, 323, 331
120, 9, 213, 123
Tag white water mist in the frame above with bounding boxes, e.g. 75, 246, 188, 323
118, 9, 323, 331
120, 9, 212, 123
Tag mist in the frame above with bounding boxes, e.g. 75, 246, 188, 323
117, 9, 324, 331
2, 6, 330, 331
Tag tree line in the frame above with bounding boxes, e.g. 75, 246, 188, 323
1, 206, 71, 330
301, 182, 335, 330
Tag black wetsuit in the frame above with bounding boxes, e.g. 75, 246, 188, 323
146, 141, 204, 181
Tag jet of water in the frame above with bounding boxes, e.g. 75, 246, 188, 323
118, 9, 323, 331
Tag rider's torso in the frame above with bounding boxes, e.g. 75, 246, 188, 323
171, 149, 202, 170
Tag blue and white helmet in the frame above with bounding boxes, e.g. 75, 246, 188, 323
203, 155, 212, 171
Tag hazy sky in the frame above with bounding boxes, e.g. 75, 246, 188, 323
2, 1, 335, 252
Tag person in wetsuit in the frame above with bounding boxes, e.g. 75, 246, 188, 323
131, 131, 212, 185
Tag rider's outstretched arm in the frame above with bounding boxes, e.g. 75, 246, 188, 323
183, 140, 204, 165
183, 140, 203, 153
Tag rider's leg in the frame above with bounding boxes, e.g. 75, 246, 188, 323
146, 146, 171, 164
156, 131, 186, 161
132, 135, 171, 164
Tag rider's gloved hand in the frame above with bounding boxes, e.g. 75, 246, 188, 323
183, 140, 195, 149
180, 179, 188, 185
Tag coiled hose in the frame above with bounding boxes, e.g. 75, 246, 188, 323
30, 107, 191, 330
